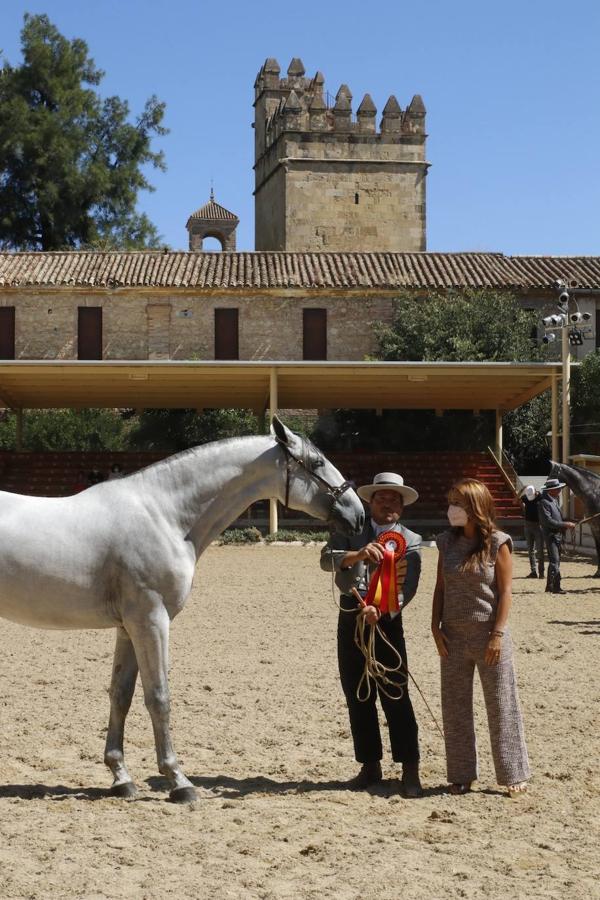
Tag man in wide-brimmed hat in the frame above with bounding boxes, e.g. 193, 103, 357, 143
519, 484, 545, 579
538, 478, 576, 594
320, 472, 422, 797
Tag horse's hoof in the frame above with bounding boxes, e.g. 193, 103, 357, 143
110, 781, 137, 799
169, 786, 197, 804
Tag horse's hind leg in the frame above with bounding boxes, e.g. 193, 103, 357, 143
104, 627, 139, 798
126, 605, 197, 803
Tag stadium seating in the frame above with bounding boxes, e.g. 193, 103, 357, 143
0, 448, 522, 524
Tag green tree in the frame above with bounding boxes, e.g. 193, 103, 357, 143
572, 350, 600, 454
330, 288, 551, 468
130, 409, 262, 452
0, 14, 167, 250
0, 408, 130, 451
374, 289, 542, 362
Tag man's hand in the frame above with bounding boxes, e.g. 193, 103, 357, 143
359, 542, 384, 564
360, 604, 381, 625
564, 521, 576, 530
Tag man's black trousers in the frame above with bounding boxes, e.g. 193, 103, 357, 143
337, 598, 419, 765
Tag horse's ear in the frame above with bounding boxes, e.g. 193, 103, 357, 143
271, 415, 291, 447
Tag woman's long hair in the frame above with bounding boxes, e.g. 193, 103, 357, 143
448, 478, 497, 572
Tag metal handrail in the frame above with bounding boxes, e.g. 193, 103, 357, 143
486, 446, 522, 498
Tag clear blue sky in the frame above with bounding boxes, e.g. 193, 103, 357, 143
2, 0, 599, 254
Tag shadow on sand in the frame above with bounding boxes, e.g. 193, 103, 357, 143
0, 783, 111, 801
140, 772, 448, 800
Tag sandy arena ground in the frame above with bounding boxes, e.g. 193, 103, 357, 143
0, 543, 599, 900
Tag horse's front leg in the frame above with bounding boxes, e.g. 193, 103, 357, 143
125, 603, 197, 803
593, 533, 600, 577
104, 627, 139, 798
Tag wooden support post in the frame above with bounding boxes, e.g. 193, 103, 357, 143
269, 367, 278, 535
15, 408, 23, 451
561, 329, 571, 516
551, 375, 559, 463
495, 409, 503, 459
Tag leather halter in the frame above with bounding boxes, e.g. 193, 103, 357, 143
280, 443, 354, 513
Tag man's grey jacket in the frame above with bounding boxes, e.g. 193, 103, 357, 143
320, 519, 422, 608
538, 492, 568, 543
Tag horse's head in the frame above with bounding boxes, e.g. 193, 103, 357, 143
272, 416, 364, 536
549, 460, 563, 481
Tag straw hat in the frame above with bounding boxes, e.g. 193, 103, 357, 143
357, 472, 419, 506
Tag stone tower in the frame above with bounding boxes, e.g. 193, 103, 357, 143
186, 191, 239, 251
253, 58, 428, 252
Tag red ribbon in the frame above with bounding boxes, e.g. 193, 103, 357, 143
363, 530, 407, 614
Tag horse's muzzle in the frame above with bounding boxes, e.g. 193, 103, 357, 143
329, 504, 365, 536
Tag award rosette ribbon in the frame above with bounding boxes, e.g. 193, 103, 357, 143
363, 530, 407, 615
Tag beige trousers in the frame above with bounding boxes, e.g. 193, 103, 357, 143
440, 624, 530, 786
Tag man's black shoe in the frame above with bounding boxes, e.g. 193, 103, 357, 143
538, 566, 545, 578
401, 762, 423, 798
526, 572, 538, 579
347, 761, 382, 790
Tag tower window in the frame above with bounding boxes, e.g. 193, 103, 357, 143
354, 192, 359, 205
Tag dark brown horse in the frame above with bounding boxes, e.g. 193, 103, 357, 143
550, 460, 600, 577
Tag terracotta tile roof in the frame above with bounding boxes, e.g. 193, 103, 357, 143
1, 251, 599, 291
186, 199, 239, 223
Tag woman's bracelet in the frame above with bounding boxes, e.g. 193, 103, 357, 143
490, 629, 504, 638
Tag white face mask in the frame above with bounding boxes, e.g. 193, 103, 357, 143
447, 504, 469, 527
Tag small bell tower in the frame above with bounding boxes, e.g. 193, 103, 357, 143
186, 190, 239, 251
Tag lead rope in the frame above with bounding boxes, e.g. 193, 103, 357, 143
329, 553, 445, 742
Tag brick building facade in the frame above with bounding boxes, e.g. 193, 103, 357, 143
0, 251, 599, 364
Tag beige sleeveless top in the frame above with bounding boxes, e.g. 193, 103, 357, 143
435, 529, 513, 625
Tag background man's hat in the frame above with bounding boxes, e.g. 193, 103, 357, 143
522, 484, 537, 501
357, 472, 419, 506
542, 477, 566, 491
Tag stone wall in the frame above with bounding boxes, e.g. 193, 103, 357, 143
1, 290, 395, 362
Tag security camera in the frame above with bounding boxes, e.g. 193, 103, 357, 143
542, 333, 557, 344
570, 312, 583, 324
558, 290, 570, 306
543, 314, 566, 328
582, 311, 592, 321
553, 279, 566, 291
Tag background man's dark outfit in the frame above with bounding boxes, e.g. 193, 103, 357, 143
321, 513, 421, 791
538, 482, 573, 593
520, 490, 545, 579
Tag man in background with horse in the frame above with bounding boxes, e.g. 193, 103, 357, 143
538, 477, 576, 594
321, 472, 422, 797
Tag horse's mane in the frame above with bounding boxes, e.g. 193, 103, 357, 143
131, 434, 271, 479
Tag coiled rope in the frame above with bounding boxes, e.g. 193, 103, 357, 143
329, 553, 445, 741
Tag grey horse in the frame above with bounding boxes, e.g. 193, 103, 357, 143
0, 417, 364, 801
550, 460, 600, 577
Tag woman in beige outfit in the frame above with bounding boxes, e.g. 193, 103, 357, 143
431, 478, 530, 797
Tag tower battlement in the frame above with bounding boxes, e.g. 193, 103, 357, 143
253, 58, 429, 252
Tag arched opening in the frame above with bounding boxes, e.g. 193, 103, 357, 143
202, 235, 225, 252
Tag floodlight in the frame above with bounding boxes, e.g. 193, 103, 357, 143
568, 329, 584, 346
